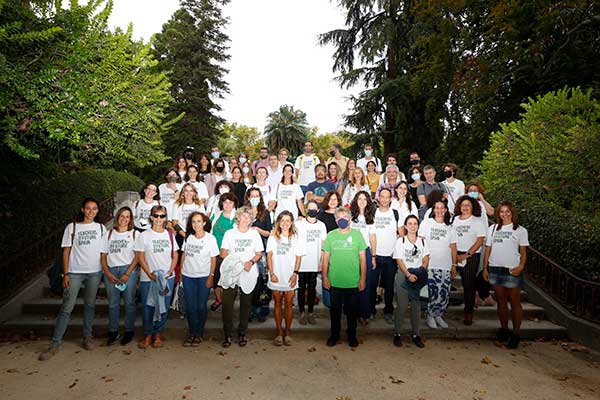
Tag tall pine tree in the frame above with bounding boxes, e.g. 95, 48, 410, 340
152, 0, 230, 157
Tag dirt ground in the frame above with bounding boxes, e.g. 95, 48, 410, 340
0, 336, 599, 400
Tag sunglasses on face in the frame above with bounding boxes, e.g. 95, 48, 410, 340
152, 214, 167, 219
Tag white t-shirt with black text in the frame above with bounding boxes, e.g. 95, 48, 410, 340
452, 215, 487, 253
274, 183, 304, 219
443, 179, 465, 214
182, 232, 220, 278
295, 219, 327, 272
101, 229, 136, 268
418, 219, 456, 270
220, 228, 263, 262
134, 199, 159, 230
486, 224, 529, 269
295, 154, 320, 186
266, 234, 305, 291
393, 236, 430, 269
373, 208, 401, 256
61, 222, 104, 273
351, 214, 375, 249
171, 203, 204, 232
134, 229, 179, 282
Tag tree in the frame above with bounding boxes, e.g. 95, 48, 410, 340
264, 105, 310, 156
0, 0, 176, 172
152, 0, 230, 158
218, 122, 264, 160
310, 129, 355, 162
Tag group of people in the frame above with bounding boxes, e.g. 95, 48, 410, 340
38, 142, 529, 361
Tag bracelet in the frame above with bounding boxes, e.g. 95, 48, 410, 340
210, 273, 215, 277
293, 270, 299, 275
249, 259, 255, 265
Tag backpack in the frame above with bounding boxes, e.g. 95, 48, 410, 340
47, 255, 64, 295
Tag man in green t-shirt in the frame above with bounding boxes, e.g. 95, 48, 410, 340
322, 207, 367, 347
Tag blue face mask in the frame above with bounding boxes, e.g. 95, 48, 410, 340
211, 151, 220, 159
411, 173, 421, 181
239, 157, 247, 164
468, 191, 479, 199
337, 218, 349, 229
249, 197, 260, 207
364, 150, 372, 157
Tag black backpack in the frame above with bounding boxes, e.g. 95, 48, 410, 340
47, 255, 64, 296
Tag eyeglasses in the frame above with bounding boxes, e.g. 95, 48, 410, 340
152, 214, 167, 219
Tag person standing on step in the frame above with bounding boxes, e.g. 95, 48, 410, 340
134, 182, 160, 232
39, 198, 105, 361
267, 211, 304, 346
158, 168, 181, 219
295, 141, 320, 195
441, 163, 464, 216
483, 202, 529, 349
135, 205, 179, 349
180, 212, 220, 347
392, 215, 430, 348
357, 144, 382, 173
273, 164, 305, 220
452, 195, 486, 326
295, 200, 327, 326
322, 207, 367, 348
100, 207, 139, 346
418, 200, 457, 330
326, 143, 349, 176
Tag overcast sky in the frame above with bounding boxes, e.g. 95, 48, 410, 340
108, 0, 357, 134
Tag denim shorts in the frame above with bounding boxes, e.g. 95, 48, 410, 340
488, 266, 524, 289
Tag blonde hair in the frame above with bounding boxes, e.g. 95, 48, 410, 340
273, 210, 297, 241
234, 206, 253, 226
350, 167, 367, 187
175, 183, 202, 207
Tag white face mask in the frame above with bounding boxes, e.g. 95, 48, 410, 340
239, 157, 247, 164
219, 187, 230, 194
211, 151, 220, 159
242, 166, 250, 174
364, 150, 372, 157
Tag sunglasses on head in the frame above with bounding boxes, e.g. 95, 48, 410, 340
152, 214, 166, 219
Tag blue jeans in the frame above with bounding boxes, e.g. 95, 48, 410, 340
359, 247, 377, 319
376, 255, 397, 315
182, 275, 210, 337
52, 271, 103, 346
140, 277, 175, 336
104, 266, 138, 333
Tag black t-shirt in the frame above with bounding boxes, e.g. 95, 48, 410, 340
252, 212, 272, 250
232, 182, 248, 205
318, 210, 338, 232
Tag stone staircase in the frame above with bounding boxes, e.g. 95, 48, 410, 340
0, 277, 567, 342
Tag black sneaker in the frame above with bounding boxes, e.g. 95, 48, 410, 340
107, 331, 119, 346
120, 331, 135, 346
393, 334, 402, 347
507, 333, 521, 349
495, 328, 510, 343
348, 337, 359, 347
326, 336, 339, 347
412, 335, 425, 348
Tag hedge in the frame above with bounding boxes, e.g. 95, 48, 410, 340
488, 187, 600, 282
1, 169, 144, 256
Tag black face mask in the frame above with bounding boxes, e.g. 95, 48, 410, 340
444, 170, 453, 178
184, 154, 194, 160
411, 159, 420, 165
329, 150, 336, 157
215, 166, 225, 173
307, 209, 319, 218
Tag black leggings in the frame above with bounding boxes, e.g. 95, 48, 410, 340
297, 272, 317, 313
458, 253, 481, 314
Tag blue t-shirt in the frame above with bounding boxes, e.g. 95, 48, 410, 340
306, 180, 336, 198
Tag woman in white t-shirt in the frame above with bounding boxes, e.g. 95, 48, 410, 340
158, 168, 181, 219
134, 205, 179, 349
134, 182, 160, 231
171, 183, 205, 249
180, 212, 220, 347
274, 163, 305, 219
350, 191, 378, 323
483, 202, 529, 349
267, 211, 304, 346
183, 164, 209, 206
206, 180, 235, 219
452, 195, 487, 326
100, 207, 139, 346
252, 166, 276, 212
40, 198, 105, 361
392, 181, 418, 234
418, 200, 457, 330
219, 206, 264, 348
342, 167, 370, 207
392, 215, 430, 348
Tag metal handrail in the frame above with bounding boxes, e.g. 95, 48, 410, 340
0, 196, 115, 302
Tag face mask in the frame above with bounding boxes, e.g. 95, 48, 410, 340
444, 170, 453, 178
329, 150, 336, 157
468, 191, 479, 199
215, 166, 224, 173
167, 176, 178, 183
337, 218, 350, 229
242, 166, 250, 174
239, 157, 247, 164
411, 173, 421, 181
211, 151, 220, 158
364, 150, 372, 157
184, 154, 194, 160
307, 209, 319, 218
249, 197, 260, 207
411, 159, 420, 165
219, 187, 230, 194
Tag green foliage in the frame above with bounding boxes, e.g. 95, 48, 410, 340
152, 0, 230, 158
265, 105, 310, 156
0, 0, 176, 171
487, 188, 600, 282
218, 122, 264, 160
480, 87, 600, 216
310, 130, 355, 162
0, 169, 144, 255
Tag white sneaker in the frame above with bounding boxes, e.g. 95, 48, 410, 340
426, 316, 438, 329
435, 316, 449, 328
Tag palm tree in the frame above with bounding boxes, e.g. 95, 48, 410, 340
264, 105, 310, 156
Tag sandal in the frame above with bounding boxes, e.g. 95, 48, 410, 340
238, 335, 248, 347
152, 335, 163, 348
191, 337, 202, 347
222, 336, 232, 348
273, 335, 283, 346
182, 336, 194, 347
283, 335, 293, 346
210, 299, 222, 311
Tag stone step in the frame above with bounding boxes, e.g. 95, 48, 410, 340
0, 312, 567, 341
20, 297, 546, 320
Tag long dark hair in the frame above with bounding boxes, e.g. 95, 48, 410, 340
113, 206, 134, 231
495, 201, 519, 231
186, 211, 212, 235
75, 197, 101, 223
140, 182, 160, 201
244, 187, 267, 222
426, 189, 445, 210
396, 181, 414, 211
453, 195, 482, 218
350, 190, 375, 224
429, 200, 451, 225
198, 154, 211, 173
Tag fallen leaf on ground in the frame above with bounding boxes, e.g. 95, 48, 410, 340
561, 343, 590, 353
6, 368, 19, 373
183, 386, 191, 390
69, 382, 77, 389
481, 356, 492, 364
389, 376, 404, 384
122, 350, 132, 355
307, 347, 316, 352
